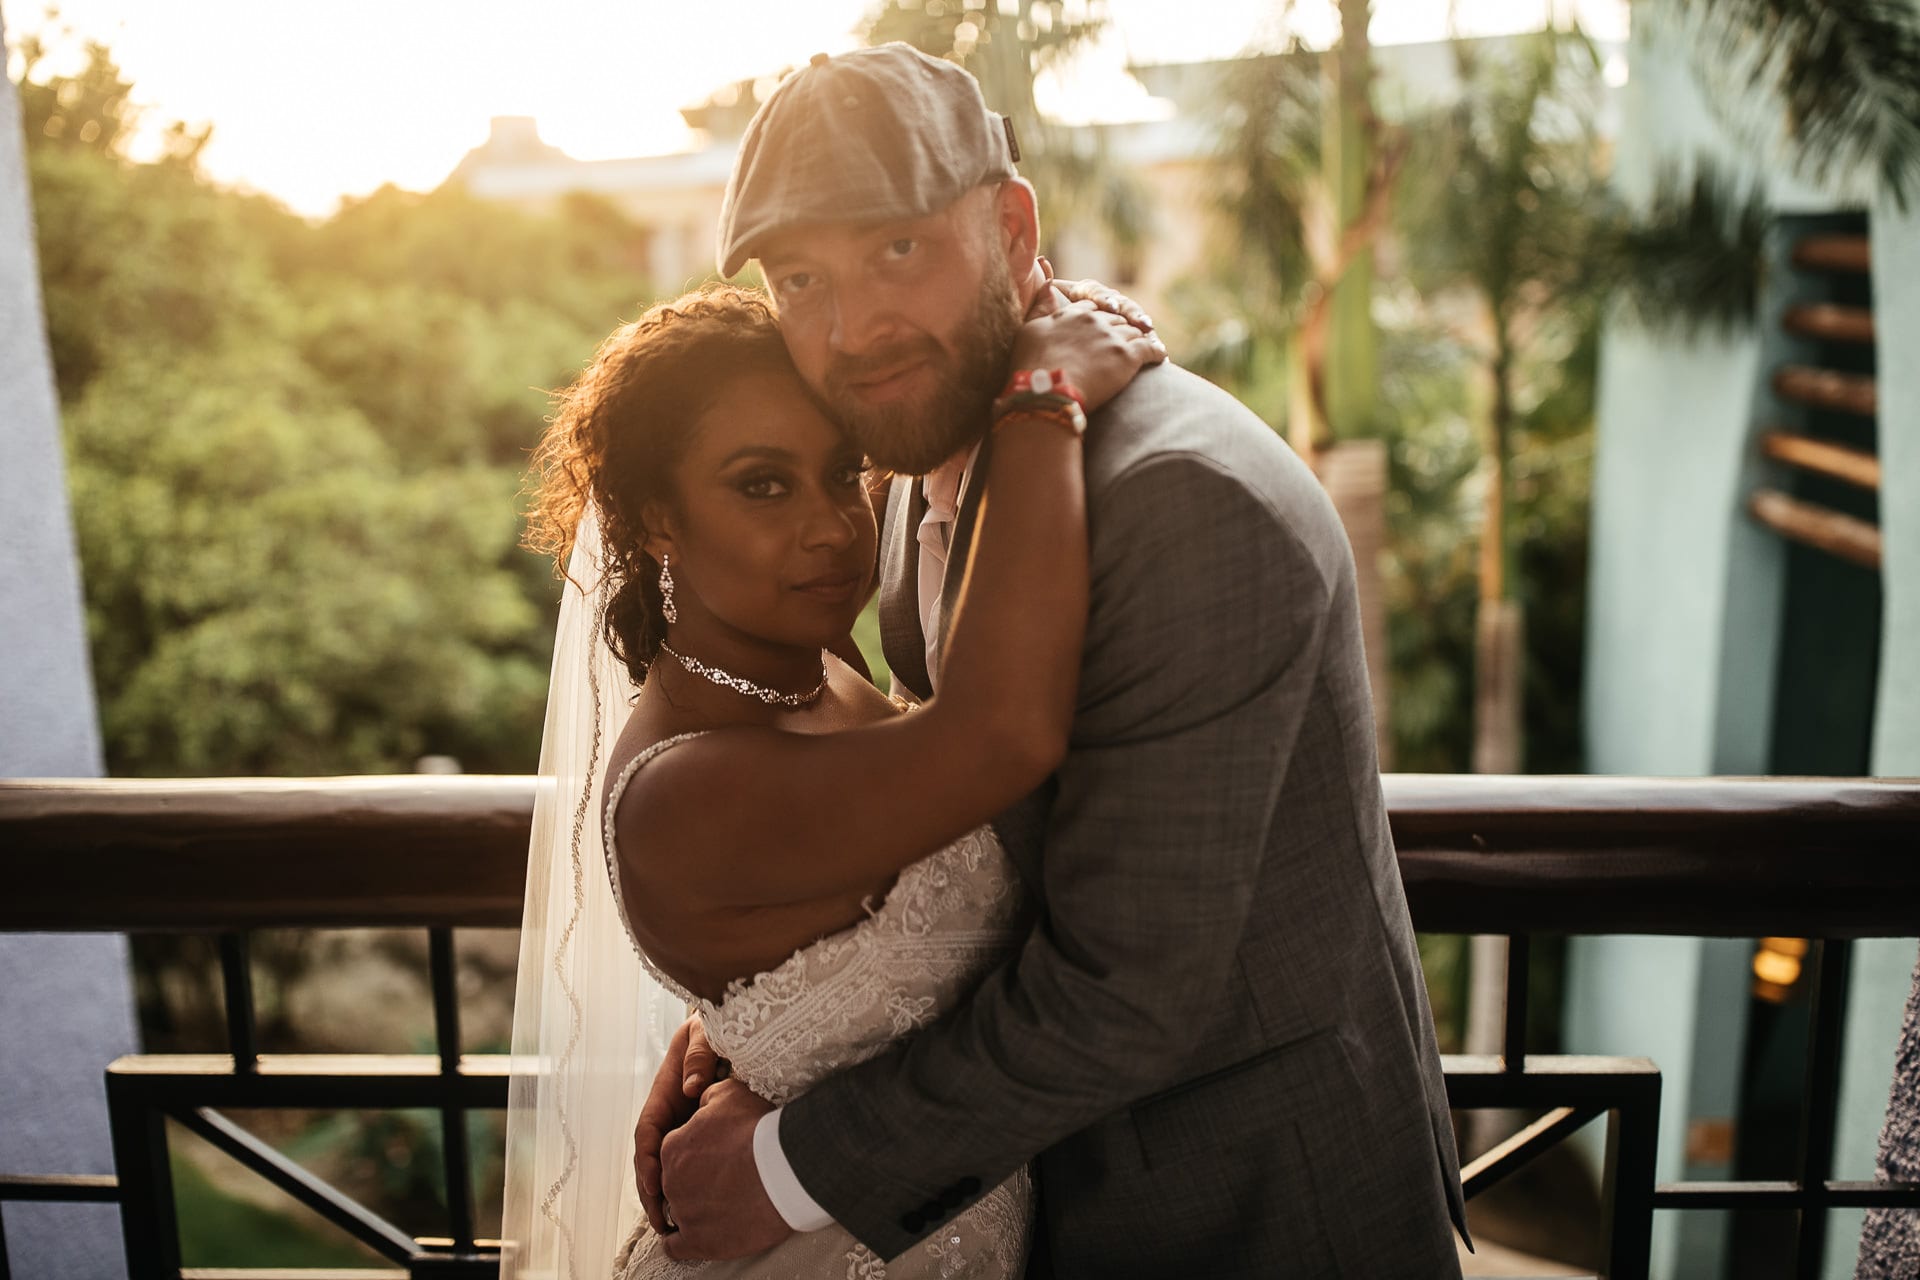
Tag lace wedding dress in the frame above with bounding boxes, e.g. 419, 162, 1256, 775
602, 732, 1037, 1280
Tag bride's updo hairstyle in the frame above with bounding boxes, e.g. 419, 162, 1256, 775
526, 283, 792, 682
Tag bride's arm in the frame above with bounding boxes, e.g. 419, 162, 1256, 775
618, 301, 1163, 907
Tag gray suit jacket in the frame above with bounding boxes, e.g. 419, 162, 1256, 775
781, 364, 1468, 1276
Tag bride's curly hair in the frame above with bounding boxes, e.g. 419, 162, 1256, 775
525, 283, 793, 682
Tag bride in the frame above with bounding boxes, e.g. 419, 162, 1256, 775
500, 280, 1160, 1279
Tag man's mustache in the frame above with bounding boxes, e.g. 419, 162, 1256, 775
825, 340, 943, 396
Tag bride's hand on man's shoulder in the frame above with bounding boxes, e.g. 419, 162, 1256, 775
1013, 280, 1167, 417
1050, 276, 1155, 335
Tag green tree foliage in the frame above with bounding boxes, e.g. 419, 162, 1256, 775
1187, 25, 1603, 774
18, 36, 653, 776
1392, 28, 1606, 772
13, 28, 135, 155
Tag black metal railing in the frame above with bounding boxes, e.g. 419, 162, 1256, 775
3, 773, 1918, 1280
102, 926, 499, 1277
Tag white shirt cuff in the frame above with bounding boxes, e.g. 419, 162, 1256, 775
753, 1107, 835, 1232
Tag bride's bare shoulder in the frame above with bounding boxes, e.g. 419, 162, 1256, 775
815, 652, 909, 727
602, 651, 900, 798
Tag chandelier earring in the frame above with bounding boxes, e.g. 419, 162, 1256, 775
658, 553, 678, 625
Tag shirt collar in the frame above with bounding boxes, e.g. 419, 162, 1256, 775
920, 442, 983, 520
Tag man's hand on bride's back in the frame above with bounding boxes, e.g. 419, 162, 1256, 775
658, 1078, 790, 1261
1012, 288, 1167, 416
633, 1016, 724, 1234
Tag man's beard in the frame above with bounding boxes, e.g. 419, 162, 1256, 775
824, 269, 1021, 475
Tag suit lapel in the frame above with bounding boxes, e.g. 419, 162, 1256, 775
877, 472, 933, 700
904, 435, 1049, 889
930, 433, 994, 680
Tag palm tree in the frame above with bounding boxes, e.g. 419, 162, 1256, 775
1196, 3, 1404, 765
1666, 0, 1920, 204
1394, 25, 1608, 774
1610, 0, 1920, 339
1209, 4, 1402, 463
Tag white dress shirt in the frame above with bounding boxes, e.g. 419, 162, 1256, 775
751, 444, 983, 1232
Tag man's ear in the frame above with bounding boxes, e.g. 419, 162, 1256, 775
993, 179, 1041, 279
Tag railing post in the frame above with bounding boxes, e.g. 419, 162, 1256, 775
1600, 1069, 1660, 1280
106, 1065, 179, 1279
1503, 933, 1531, 1070
218, 930, 258, 1073
1795, 938, 1852, 1278
428, 926, 474, 1251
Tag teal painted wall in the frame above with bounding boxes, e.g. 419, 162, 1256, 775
1869, 200, 1920, 777
1576, 10, 1918, 1278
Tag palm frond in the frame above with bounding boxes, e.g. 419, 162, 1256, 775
1605, 161, 1770, 337
1209, 47, 1322, 320
1669, 0, 1920, 205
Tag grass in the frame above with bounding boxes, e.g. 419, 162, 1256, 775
170, 1146, 381, 1268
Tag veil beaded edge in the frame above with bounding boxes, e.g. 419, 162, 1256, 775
500, 511, 683, 1279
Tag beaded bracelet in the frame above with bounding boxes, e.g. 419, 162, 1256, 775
999, 368, 1087, 411
992, 392, 1087, 437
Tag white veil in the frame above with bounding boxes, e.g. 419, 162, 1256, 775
501, 511, 684, 1278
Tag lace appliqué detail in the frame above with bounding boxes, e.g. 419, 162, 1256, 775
699, 825, 1021, 1107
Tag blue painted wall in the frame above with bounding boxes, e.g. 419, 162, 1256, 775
0, 10, 136, 1277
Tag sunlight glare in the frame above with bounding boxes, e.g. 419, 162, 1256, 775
16, 0, 1628, 216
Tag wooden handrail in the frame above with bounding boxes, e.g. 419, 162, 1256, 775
1760, 430, 1882, 490
1782, 303, 1876, 345
0, 776, 541, 930
1792, 234, 1872, 274
1773, 365, 1879, 418
1749, 488, 1883, 569
3, 775, 1918, 938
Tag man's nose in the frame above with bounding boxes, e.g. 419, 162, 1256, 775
827, 289, 897, 358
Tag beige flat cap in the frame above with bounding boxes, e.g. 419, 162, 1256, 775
716, 42, 1019, 278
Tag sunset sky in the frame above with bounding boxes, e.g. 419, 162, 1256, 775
8, 0, 1628, 216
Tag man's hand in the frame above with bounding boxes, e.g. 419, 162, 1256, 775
633, 1016, 723, 1235
659, 1078, 792, 1261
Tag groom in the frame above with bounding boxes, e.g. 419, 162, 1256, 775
639, 43, 1467, 1275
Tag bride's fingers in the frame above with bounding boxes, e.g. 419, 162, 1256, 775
634, 1122, 671, 1233
682, 1020, 721, 1097
635, 1018, 704, 1231
1096, 290, 1154, 334
1053, 277, 1155, 333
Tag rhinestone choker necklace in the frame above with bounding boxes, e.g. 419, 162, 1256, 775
657, 642, 828, 708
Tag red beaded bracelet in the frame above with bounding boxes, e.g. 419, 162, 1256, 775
998, 368, 1087, 412
992, 394, 1087, 438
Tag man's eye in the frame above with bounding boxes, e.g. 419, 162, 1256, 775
886, 238, 916, 258
777, 271, 813, 294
